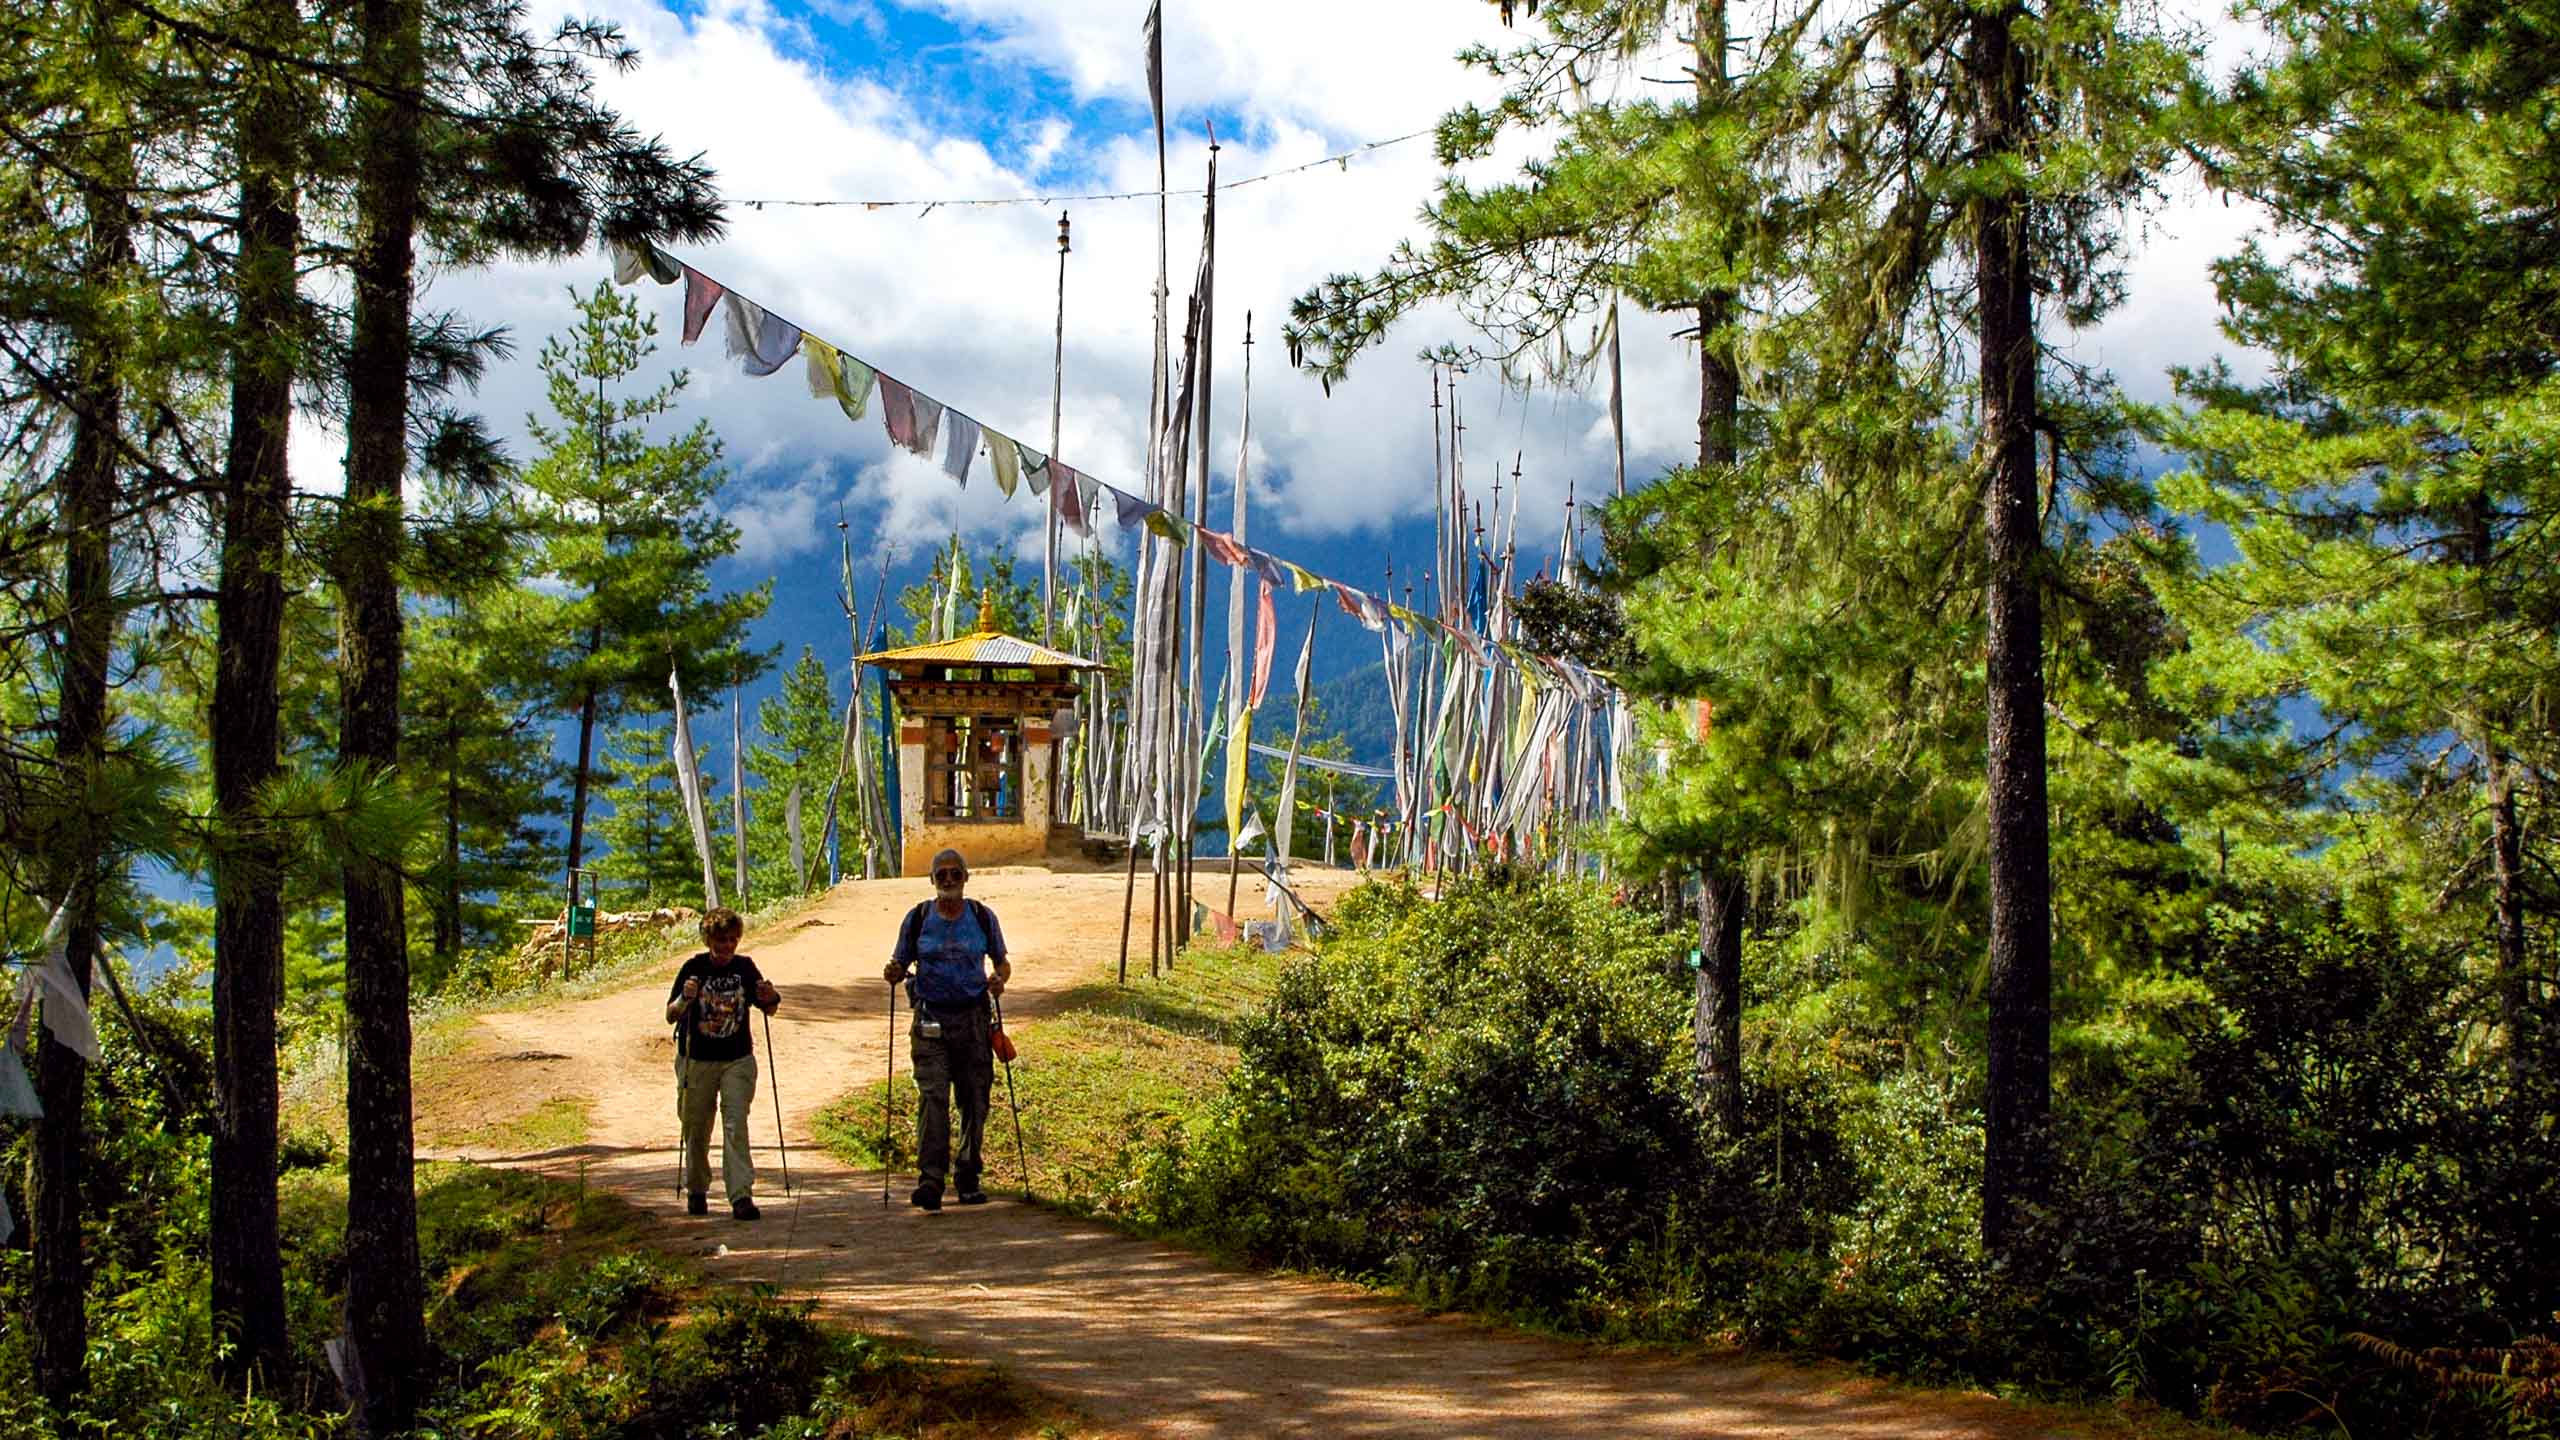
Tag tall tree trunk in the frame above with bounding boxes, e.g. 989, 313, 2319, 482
338, 0, 428, 1420
210, 0, 302, 1382
437, 719, 462, 960
35, 20, 133, 1395
1689, 0, 1750, 1142
2487, 752, 2530, 1080
564, 658, 601, 895
2466, 501, 2532, 1085
1693, 868, 1746, 1138
1971, 0, 2053, 1258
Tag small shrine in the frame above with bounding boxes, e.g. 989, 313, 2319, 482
860, 596, 1104, 875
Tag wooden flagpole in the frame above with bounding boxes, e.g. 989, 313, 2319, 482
1044, 210, 1070, 645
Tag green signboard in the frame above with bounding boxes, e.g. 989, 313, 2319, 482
567, 904, 597, 939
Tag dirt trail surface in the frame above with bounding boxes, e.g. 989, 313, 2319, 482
428, 866, 2093, 1438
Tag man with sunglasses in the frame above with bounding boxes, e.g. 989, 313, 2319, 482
882, 848, 1010, 1211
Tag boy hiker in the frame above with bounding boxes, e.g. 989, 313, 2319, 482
667, 907, 781, 1219
881, 848, 1010, 1212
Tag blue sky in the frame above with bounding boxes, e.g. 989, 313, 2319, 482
290, 0, 2273, 841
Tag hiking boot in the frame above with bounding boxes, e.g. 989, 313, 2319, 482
909, 1186, 943, 1213
732, 1197, 761, 1221
956, 1189, 990, 1206
687, 1192, 708, 1216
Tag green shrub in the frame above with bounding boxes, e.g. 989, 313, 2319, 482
1147, 874, 1700, 1320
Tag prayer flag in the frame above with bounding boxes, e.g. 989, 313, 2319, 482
668, 669, 722, 908
942, 411, 982, 487
1199, 528, 1247, 567
1143, 507, 1190, 544
908, 392, 946, 459
1020, 443, 1051, 496
721, 292, 802, 377
6, 901, 96, 1063
1247, 548, 1288, 590
879, 375, 919, 451
786, 783, 805, 886
801, 336, 876, 422
1223, 708, 1252, 845
1249, 579, 1277, 709
680, 267, 725, 346
1052, 462, 1092, 536
0, 1041, 39, 1118
987, 431, 1022, 496
1270, 614, 1317, 871
1112, 485, 1153, 532
1286, 562, 1326, 593
730, 687, 749, 902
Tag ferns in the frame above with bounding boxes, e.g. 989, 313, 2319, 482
2348, 1325, 2560, 1418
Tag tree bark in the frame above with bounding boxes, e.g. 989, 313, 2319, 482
1970, 0, 2054, 1258
437, 717, 462, 960
338, 0, 429, 1420
2460, 497, 2534, 1086
1694, 869, 1746, 1139
35, 19, 133, 1394
2487, 752, 2530, 1081
210, 0, 301, 1382
1688, 0, 1751, 1141
560, 666, 603, 977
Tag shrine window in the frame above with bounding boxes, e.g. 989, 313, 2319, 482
923, 715, 1022, 821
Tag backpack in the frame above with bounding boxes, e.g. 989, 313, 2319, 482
897, 899, 1000, 1010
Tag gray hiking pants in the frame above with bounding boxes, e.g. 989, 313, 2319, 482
676, 1052, 757, 1203
910, 1002, 992, 1196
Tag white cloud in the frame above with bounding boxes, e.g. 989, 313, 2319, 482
425, 0, 2274, 588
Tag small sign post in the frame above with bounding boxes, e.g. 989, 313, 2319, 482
564, 867, 600, 979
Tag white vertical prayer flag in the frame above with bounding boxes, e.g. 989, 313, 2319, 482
730, 684, 749, 905
669, 668, 722, 909
7, 900, 95, 1063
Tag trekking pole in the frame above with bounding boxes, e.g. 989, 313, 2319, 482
761, 1007, 791, 1196
673, 997, 694, 1197
992, 992, 1030, 1201
882, 980, 896, 1208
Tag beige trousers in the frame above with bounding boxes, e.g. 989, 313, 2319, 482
675, 1052, 758, 1203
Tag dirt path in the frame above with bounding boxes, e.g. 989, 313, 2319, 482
427, 866, 2099, 1439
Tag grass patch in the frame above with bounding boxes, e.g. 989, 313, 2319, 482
815, 940, 1284, 1218
446, 1096, 592, 1153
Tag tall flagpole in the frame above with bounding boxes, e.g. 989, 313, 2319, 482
1181, 136, 1218, 948
1224, 313, 1252, 919
1607, 294, 1628, 498
1044, 210, 1070, 645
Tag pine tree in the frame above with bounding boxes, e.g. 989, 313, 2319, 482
521, 281, 770, 923
405, 585, 561, 972
745, 647, 842, 898
897, 536, 1044, 643
594, 716, 727, 909
2154, 0, 2559, 1083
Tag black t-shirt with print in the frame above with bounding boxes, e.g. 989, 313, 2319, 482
668, 952, 766, 1063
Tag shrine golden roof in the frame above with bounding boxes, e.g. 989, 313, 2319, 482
857, 629, 1103, 670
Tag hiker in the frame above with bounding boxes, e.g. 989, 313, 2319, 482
667, 906, 781, 1220
882, 847, 1010, 1212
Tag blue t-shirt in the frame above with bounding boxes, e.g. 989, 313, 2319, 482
895, 900, 1007, 1008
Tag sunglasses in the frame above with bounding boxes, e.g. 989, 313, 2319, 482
933, 869, 966, 883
